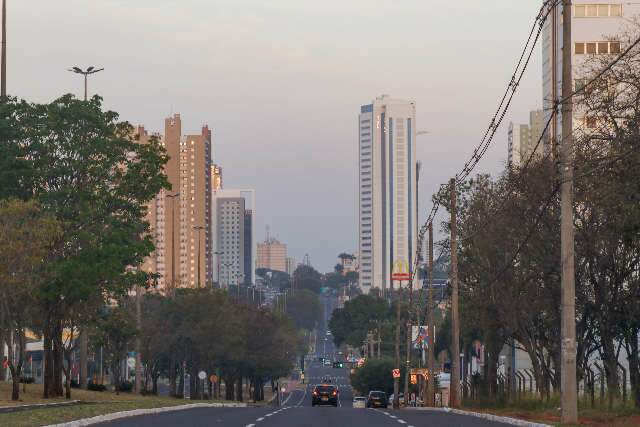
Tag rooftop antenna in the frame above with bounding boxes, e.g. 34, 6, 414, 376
266, 225, 271, 243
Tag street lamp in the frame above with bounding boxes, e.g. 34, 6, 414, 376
193, 226, 205, 289
68, 66, 104, 101
212, 251, 224, 290
1, 0, 7, 99
166, 193, 180, 294
221, 262, 233, 289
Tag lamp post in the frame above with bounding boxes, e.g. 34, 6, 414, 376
212, 251, 223, 290
193, 226, 205, 289
68, 66, 104, 101
221, 262, 233, 289
166, 193, 180, 294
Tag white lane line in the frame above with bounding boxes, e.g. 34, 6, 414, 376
256, 417, 264, 421
246, 424, 255, 427
296, 386, 308, 407
397, 420, 407, 424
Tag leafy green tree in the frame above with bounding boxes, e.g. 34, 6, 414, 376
0, 199, 61, 400
285, 289, 322, 331
293, 265, 323, 294
329, 295, 391, 348
0, 95, 169, 398
351, 358, 405, 396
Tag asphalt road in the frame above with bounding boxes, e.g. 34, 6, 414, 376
97, 296, 511, 427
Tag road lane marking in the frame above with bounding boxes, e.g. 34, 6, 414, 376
397, 420, 407, 424
245, 425, 255, 427
256, 417, 264, 421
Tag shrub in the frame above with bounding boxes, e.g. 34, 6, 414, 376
19, 377, 35, 384
117, 381, 133, 392
88, 382, 107, 392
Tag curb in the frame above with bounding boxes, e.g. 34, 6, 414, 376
405, 407, 551, 427
0, 400, 81, 414
44, 402, 248, 427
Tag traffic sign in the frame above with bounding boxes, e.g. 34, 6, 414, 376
392, 368, 401, 379
127, 357, 136, 369
210, 374, 218, 384
198, 371, 207, 380
410, 374, 417, 385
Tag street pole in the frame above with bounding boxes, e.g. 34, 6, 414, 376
166, 193, 180, 295
560, 0, 578, 423
449, 178, 461, 408
193, 226, 205, 289
426, 222, 435, 406
134, 285, 143, 393
68, 66, 104, 101
1, 0, 6, 99
404, 275, 415, 405
393, 280, 401, 409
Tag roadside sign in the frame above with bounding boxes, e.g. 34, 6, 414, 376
127, 357, 136, 369
198, 371, 207, 380
410, 374, 417, 385
392, 260, 411, 281
281, 387, 286, 393
210, 375, 218, 384
392, 368, 401, 379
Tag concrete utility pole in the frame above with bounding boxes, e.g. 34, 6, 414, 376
449, 178, 461, 408
426, 222, 436, 406
403, 277, 415, 405
1, 0, 7, 99
134, 284, 143, 393
560, 0, 578, 423
193, 226, 205, 289
393, 282, 402, 409
166, 193, 180, 295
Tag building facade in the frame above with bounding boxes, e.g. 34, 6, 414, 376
358, 95, 418, 293
542, 1, 639, 151
257, 238, 288, 273
138, 114, 213, 291
508, 110, 545, 167
212, 189, 256, 287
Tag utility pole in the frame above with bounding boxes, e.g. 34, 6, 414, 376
193, 226, 205, 289
403, 276, 415, 405
134, 284, 143, 393
449, 178, 461, 408
166, 193, 180, 295
1, 0, 6, 99
560, 0, 578, 423
68, 66, 104, 101
426, 222, 435, 406
393, 281, 402, 409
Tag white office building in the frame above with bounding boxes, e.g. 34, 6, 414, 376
508, 110, 545, 167
542, 1, 640, 150
212, 189, 256, 287
358, 95, 418, 294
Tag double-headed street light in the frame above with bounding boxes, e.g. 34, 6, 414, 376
68, 66, 104, 101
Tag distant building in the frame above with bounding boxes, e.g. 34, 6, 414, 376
358, 95, 418, 293
138, 114, 212, 291
257, 237, 288, 273
286, 257, 297, 276
213, 189, 256, 287
507, 110, 544, 167
338, 253, 358, 275
211, 164, 223, 190
542, 1, 640, 152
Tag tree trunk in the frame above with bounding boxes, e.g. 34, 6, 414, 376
236, 376, 243, 402
224, 376, 235, 401
169, 355, 177, 397
152, 373, 159, 395
625, 328, 639, 409
0, 326, 6, 382
53, 320, 64, 397
601, 334, 620, 408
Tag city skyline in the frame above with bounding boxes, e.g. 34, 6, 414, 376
10, 1, 547, 271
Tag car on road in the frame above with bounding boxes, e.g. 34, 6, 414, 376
352, 396, 366, 408
323, 359, 332, 367
387, 392, 404, 406
312, 384, 339, 407
366, 390, 388, 408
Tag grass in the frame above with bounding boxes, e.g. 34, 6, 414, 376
462, 394, 640, 426
0, 382, 217, 427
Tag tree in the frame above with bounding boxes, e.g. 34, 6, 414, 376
0, 94, 169, 398
329, 295, 391, 349
293, 265, 323, 294
0, 199, 60, 400
285, 289, 322, 331
351, 358, 405, 396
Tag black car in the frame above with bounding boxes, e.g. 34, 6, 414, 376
312, 384, 339, 407
367, 390, 388, 408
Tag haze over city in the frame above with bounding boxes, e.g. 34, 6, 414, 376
11, 0, 543, 270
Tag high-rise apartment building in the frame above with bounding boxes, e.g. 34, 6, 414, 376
257, 237, 288, 273
139, 114, 212, 291
508, 110, 545, 167
212, 189, 255, 287
211, 164, 223, 191
542, 2, 639, 151
358, 95, 418, 293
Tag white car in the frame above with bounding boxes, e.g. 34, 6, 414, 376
352, 396, 366, 408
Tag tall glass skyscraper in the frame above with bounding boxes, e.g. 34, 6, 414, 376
358, 95, 418, 294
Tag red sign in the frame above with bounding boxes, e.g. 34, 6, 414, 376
392, 368, 401, 379
391, 273, 411, 281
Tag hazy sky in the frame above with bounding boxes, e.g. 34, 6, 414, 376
11, 0, 543, 272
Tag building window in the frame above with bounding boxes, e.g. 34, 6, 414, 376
575, 41, 618, 55
575, 4, 622, 18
